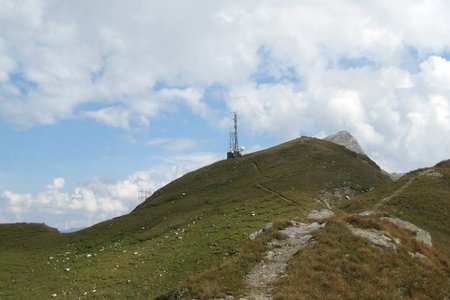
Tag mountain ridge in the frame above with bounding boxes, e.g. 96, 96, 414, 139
0, 136, 449, 299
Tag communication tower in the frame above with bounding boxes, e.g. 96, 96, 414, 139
138, 188, 152, 201
227, 112, 244, 159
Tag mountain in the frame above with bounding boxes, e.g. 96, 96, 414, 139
324, 130, 366, 155
325, 130, 406, 181
1, 136, 449, 299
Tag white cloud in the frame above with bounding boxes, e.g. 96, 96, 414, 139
228, 83, 307, 138
0, 151, 221, 229
0, 42, 15, 82
1, 1, 450, 171
419, 56, 450, 92
429, 95, 450, 130
83, 106, 131, 129
224, 57, 450, 172
245, 144, 267, 154
169, 152, 223, 168
1, 191, 32, 215
48, 177, 65, 190
78, 87, 206, 129
147, 138, 197, 152
1, 177, 69, 215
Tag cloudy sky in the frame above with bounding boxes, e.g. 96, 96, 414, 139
1, 0, 450, 230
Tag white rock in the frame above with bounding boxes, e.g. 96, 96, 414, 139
358, 211, 376, 217
324, 130, 366, 155
263, 223, 273, 230
349, 226, 397, 249
381, 217, 432, 247
307, 209, 335, 220
281, 222, 325, 239
249, 223, 272, 240
266, 251, 276, 260
409, 252, 426, 259
249, 229, 263, 240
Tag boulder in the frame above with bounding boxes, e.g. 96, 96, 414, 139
307, 209, 335, 220
349, 226, 398, 250
381, 217, 432, 247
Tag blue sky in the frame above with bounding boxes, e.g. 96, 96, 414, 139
1, 0, 450, 230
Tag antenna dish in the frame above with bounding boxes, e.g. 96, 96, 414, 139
239, 146, 246, 152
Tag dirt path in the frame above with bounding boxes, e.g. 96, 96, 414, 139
243, 221, 325, 300
256, 184, 301, 208
251, 160, 262, 175
375, 169, 433, 209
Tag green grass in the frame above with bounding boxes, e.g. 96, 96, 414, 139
341, 160, 450, 258
164, 157, 450, 299
0, 137, 391, 298
157, 219, 291, 299
275, 216, 450, 299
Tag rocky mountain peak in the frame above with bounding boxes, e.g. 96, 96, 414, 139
324, 130, 366, 155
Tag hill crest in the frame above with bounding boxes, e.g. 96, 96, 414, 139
324, 130, 366, 155
5, 136, 448, 299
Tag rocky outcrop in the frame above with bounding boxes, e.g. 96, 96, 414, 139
348, 226, 400, 250
249, 223, 273, 240
314, 186, 357, 208
381, 217, 432, 247
324, 130, 366, 155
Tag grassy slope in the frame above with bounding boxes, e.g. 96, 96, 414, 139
342, 160, 450, 258
271, 160, 450, 299
275, 215, 450, 299
0, 137, 390, 299
170, 162, 450, 299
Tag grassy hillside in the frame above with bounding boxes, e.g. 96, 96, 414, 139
274, 214, 450, 299
260, 159, 450, 299
171, 159, 450, 299
0, 137, 390, 299
342, 159, 450, 258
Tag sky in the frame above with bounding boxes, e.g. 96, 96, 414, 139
1, 0, 450, 230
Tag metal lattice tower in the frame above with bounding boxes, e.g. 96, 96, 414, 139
138, 189, 152, 201
227, 112, 242, 159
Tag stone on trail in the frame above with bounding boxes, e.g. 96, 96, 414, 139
307, 209, 335, 220
248, 223, 273, 240
280, 221, 325, 239
358, 211, 376, 217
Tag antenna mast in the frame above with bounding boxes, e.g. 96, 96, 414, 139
138, 188, 152, 201
227, 112, 242, 159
